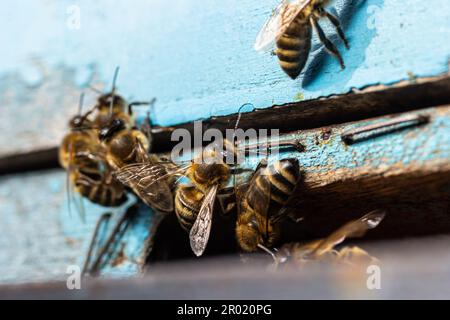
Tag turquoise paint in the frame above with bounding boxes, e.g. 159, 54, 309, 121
59, 192, 159, 275
1, 0, 450, 126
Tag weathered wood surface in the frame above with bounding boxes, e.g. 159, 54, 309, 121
2, 0, 450, 156
2, 236, 450, 299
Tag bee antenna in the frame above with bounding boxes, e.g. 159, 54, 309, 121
233, 103, 253, 133
87, 85, 103, 94
257, 244, 276, 261
77, 92, 85, 116
109, 66, 120, 118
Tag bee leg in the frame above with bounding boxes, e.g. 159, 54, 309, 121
82, 212, 112, 276
88, 205, 137, 275
320, 10, 349, 49
310, 16, 345, 69
139, 111, 153, 145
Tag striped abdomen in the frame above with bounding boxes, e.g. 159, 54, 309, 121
245, 158, 300, 223
74, 170, 127, 207
276, 15, 312, 79
174, 185, 204, 232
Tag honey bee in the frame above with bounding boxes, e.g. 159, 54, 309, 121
270, 210, 386, 267
236, 158, 302, 252
116, 139, 236, 256
255, 0, 349, 79
88, 67, 152, 134
59, 96, 127, 218
99, 117, 174, 213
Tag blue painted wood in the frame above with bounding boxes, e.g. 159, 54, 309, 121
2, 0, 450, 127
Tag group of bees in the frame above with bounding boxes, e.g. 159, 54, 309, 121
59, 67, 385, 271
58, 0, 381, 272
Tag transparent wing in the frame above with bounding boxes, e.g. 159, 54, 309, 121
254, 0, 312, 51
114, 162, 185, 212
66, 141, 86, 223
311, 210, 386, 258
189, 184, 219, 257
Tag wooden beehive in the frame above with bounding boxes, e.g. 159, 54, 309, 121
0, 0, 449, 288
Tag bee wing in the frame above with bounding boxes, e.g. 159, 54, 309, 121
254, 0, 312, 52
311, 210, 386, 258
114, 162, 178, 212
189, 184, 219, 257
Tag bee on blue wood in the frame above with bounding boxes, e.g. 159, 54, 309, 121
236, 158, 302, 253
59, 94, 127, 221
59, 67, 155, 217
115, 138, 237, 257
255, 0, 349, 79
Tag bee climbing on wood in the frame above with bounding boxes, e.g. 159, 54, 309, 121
235, 158, 302, 253
255, 0, 349, 79
59, 93, 127, 221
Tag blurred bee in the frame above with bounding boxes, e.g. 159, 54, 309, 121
59, 95, 127, 220
88, 67, 152, 139
268, 210, 386, 268
254, 0, 349, 79
235, 158, 301, 253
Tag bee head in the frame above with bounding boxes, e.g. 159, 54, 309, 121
98, 118, 126, 141
97, 93, 127, 112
